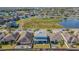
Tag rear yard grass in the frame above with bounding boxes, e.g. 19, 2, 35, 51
57, 44, 68, 48
33, 44, 50, 48
71, 45, 79, 48
1, 44, 16, 49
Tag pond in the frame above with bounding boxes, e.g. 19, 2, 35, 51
59, 18, 79, 28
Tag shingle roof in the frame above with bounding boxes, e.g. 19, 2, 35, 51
2, 34, 16, 42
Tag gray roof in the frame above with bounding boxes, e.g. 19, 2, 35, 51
18, 32, 32, 44
1, 34, 15, 42
50, 33, 62, 41
0, 32, 5, 40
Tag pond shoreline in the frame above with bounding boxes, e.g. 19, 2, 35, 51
59, 18, 79, 28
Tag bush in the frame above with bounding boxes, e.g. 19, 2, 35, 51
75, 42, 79, 45
1, 41, 9, 45
0, 45, 2, 48
51, 40, 58, 44
34, 28, 39, 32
47, 29, 52, 33
59, 40, 64, 47
17, 42, 20, 45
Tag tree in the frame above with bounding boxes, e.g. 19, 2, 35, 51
66, 29, 70, 31
47, 29, 52, 33
59, 40, 64, 47
70, 31, 74, 34
60, 9, 65, 15
10, 40, 16, 46
7, 27, 12, 33
1, 41, 5, 45
34, 28, 39, 32
0, 42, 2, 48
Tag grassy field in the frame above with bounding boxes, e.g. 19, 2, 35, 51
17, 17, 63, 29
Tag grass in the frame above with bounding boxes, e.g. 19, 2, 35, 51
33, 44, 50, 48
1, 44, 16, 49
51, 43, 68, 48
57, 44, 68, 48
17, 17, 63, 29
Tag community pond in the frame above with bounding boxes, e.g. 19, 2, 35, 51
59, 18, 79, 28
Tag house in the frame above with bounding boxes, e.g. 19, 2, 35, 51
49, 32, 64, 48
62, 31, 72, 43
33, 29, 50, 48
1, 31, 20, 42
12, 31, 20, 40
50, 32, 62, 44
68, 33, 79, 44
33, 29, 49, 44
1, 34, 15, 42
62, 31, 78, 44
0, 32, 5, 40
17, 31, 33, 45
6, 21, 19, 28
0, 18, 5, 25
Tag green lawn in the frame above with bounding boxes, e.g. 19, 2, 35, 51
1, 44, 16, 49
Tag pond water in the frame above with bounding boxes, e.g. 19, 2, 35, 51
59, 18, 79, 28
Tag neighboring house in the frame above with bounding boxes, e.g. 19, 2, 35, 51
25, 13, 30, 18
0, 32, 5, 40
12, 31, 20, 40
62, 32, 72, 43
1, 34, 15, 42
17, 31, 33, 45
68, 34, 79, 44
0, 18, 5, 24
1, 31, 20, 42
18, 15, 26, 19
6, 21, 19, 28
50, 32, 63, 46
63, 31, 78, 44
